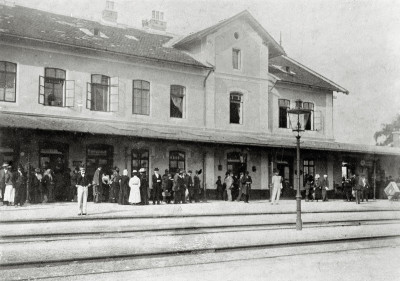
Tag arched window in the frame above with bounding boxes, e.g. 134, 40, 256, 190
0, 61, 17, 102
230, 92, 243, 124
303, 102, 314, 130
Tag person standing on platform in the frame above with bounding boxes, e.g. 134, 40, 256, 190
109, 167, 120, 203
32, 168, 43, 204
174, 170, 185, 204
0, 163, 7, 203
352, 174, 361, 204
313, 174, 322, 202
42, 168, 55, 203
224, 171, 234, 201
162, 169, 170, 204
304, 174, 313, 202
360, 174, 369, 202
322, 174, 329, 202
3, 165, 14, 206
128, 170, 141, 205
152, 168, 162, 205
243, 171, 252, 203
193, 170, 201, 203
185, 170, 194, 203
75, 166, 91, 216
14, 165, 26, 207
118, 169, 130, 205
216, 176, 223, 200
271, 169, 282, 205
92, 166, 103, 203
236, 172, 245, 202
139, 168, 149, 205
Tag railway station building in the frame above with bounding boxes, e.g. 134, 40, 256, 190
1, 2, 400, 200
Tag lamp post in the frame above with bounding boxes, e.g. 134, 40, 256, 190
287, 100, 311, 231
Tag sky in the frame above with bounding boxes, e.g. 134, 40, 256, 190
14, 0, 400, 145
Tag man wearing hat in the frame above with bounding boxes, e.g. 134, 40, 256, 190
162, 169, 171, 204
75, 166, 91, 215
139, 168, 149, 205
151, 168, 162, 204
173, 169, 186, 204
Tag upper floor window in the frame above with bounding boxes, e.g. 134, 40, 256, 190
303, 102, 314, 130
232, 49, 241, 70
133, 80, 150, 115
0, 61, 16, 103
278, 99, 290, 128
87, 75, 119, 112
169, 151, 185, 175
170, 85, 185, 118
39, 68, 75, 107
230, 92, 243, 124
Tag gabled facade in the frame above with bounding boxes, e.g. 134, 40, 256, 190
1, 4, 399, 201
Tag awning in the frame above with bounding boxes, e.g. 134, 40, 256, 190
1, 111, 400, 156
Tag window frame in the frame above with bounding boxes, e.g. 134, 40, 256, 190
169, 151, 186, 175
132, 80, 150, 115
232, 48, 241, 70
89, 74, 110, 112
43, 67, 66, 107
131, 149, 149, 178
0, 61, 17, 103
303, 102, 314, 131
170, 85, 185, 119
278, 99, 290, 128
303, 159, 315, 178
229, 92, 243, 124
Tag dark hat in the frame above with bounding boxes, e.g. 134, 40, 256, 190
165, 169, 169, 173
197, 169, 202, 175
114, 167, 120, 172
154, 168, 159, 171
188, 170, 192, 173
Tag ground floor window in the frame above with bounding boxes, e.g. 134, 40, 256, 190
131, 149, 149, 177
303, 159, 315, 178
86, 144, 114, 177
227, 152, 247, 176
169, 151, 185, 175
39, 142, 69, 172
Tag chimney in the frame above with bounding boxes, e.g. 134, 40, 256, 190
393, 131, 400, 147
142, 10, 167, 32
102, 0, 118, 23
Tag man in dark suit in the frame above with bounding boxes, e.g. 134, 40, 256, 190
139, 168, 149, 205
76, 166, 91, 215
152, 168, 162, 204
92, 166, 103, 203
352, 174, 361, 204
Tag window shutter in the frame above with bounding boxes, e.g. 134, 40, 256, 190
86, 82, 92, 109
65, 80, 75, 107
38, 76, 45, 104
314, 110, 323, 132
109, 76, 119, 112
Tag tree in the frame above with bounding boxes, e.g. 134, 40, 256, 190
374, 114, 400, 146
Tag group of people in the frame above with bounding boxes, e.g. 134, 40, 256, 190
0, 162, 59, 206
215, 170, 253, 203
73, 166, 204, 215
342, 173, 370, 204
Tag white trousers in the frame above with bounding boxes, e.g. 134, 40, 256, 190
77, 186, 88, 214
271, 186, 281, 204
226, 189, 232, 201
4, 185, 14, 203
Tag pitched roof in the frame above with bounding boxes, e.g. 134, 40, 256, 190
269, 55, 348, 94
0, 4, 209, 68
172, 10, 286, 59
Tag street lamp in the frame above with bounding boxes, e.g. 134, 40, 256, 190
287, 99, 311, 231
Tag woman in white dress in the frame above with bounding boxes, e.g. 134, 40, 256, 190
271, 169, 282, 205
128, 170, 141, 205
